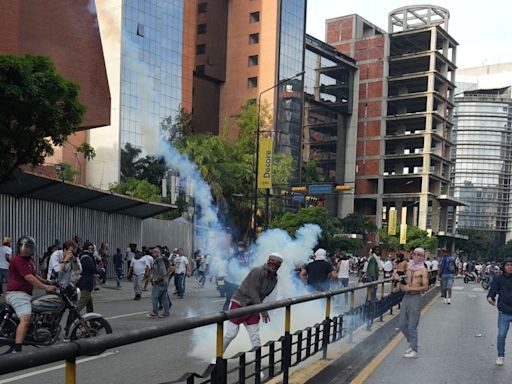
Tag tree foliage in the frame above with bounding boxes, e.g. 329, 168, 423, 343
76, 142, 96, 161
455, 229, 492, 260
302, 160, 324, 183
379, 225, 437, 253
120, 143, 166, 185
166, 100, 293, 238
57, 162, 79, 182
110, 177, 162, 202
0, 55, 85, 183
339, 213, 377, 239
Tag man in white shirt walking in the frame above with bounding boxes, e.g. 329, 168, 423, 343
128, 252, 149, 300
336, 254, 350, 306
174, 248, 191, 299
0, 236, 12, 295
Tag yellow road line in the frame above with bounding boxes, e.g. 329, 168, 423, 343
350, 293, 440, 384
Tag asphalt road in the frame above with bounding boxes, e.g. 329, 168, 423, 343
363, 279, 512, 384
0, 275, 388, 384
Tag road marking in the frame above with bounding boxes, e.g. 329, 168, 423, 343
349, 293, 439, 384
0, 350, 119, 383
212, 299, 226, 303
472, 287, 484, 292
106, 311, 148, 320
452, 286, 464, 290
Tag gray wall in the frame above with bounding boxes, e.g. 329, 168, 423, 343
0, 194, 193, 276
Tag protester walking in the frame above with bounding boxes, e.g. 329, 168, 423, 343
399, 247, 429, 359
0, 236, 12, 296
128, 252, 148, 300
113, 248, 124, 288
439, 248, 456, 304
487, 257, 512, 366
147, 247, 171, 318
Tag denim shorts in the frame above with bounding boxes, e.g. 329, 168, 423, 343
441, 274, 454, 289
6, 291, 32, 317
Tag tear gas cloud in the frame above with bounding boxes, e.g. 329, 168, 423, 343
95, 4, 331, 362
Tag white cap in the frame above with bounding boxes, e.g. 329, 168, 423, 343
268, 252, 283, 262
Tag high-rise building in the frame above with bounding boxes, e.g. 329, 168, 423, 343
303, 35, 358, 217
326, 5, 462, 246
0, 0, 110, 184
87, 0, 194, 189
191, 0, 307, 177
453, 64, 512, 247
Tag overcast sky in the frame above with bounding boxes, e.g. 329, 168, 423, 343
306, 0, 512, 69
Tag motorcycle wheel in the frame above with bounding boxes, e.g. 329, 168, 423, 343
70, 317, 112, 341
0, 342, 14, 355
463, 277, 469, 284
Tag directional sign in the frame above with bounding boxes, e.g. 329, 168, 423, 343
308, 183, 333, 195
292, 193, 305, 202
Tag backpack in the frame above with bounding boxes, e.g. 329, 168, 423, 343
446, 257, 456, 274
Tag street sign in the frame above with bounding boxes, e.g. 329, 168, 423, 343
292, 193, 305, 202
309, 183, 332, 194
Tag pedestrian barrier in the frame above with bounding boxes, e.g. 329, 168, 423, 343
0, 272, 437, 384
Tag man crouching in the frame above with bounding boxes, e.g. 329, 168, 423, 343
222, 253, 283, 353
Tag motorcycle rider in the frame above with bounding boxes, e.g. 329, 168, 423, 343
5, 236, 57, 352
223, 241, 251, 311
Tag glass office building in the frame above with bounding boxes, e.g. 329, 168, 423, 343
120, 0, 185, 149
275, 0, 307, 177
453, 87, 512, 245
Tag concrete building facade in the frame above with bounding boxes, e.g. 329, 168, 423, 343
326, 5, 461, 246
0, 0, 110, 184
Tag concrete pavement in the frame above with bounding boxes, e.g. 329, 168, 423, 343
350, 280, 512, 384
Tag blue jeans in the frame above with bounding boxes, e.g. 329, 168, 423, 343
115, 266, 124, 285
151, 283, 170, 315
175, 273, 185, 298
338, 278, 349, 305
497, 311, 512, 357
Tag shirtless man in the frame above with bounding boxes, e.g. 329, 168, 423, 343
399, 247, 429, 359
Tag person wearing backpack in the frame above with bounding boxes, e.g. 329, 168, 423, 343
438, 248, 456, 304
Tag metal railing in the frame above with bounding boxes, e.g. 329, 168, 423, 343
0, 273, 437, 383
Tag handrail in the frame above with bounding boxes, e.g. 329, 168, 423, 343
0, 278, 393, 374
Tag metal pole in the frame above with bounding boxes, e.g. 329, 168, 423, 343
264, 188, 271, 230
65, 358, 76, 384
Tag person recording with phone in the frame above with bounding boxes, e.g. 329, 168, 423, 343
47, 240, 82, 287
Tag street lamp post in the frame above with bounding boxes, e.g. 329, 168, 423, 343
252, 71, 304, 241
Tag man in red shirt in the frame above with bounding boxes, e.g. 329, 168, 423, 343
6, 236, 57, 352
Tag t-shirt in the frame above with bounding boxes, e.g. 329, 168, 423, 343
126, 248, 135, 262
305, 260, 333, 286
337, 259, 350, 279
6, 255, 36, 294
0, 245, 12, 269
431, 259, 439, 271
131, 258, 147, 276
140, 255, 154, 268
174, 255, 189, 274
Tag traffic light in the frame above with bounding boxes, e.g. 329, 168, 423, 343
291, 186, 307, 193
335, 185, 352, 191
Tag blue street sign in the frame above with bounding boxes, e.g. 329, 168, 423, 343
309, 183, 333, 194
292, 193, 305, 202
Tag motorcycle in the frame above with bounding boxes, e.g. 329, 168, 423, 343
463, 271, 477, 284
215, 276, 226, 297
0, 284, 112, 354
481, 273, 490, 290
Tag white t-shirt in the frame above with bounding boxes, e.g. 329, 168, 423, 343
140, 255, 154, 268
174, 255, 189, 274
425, 260, 432, 271
0, 245, 12, 269
383, 260, 394, 272
131, 258, 147, 276
337, 259, 350, 279
431, 259, 439, 271
126, 248, 135, 262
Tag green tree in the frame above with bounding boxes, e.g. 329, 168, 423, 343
499, 240, 512, 261
160, 106, 193, 147
135, 155, 167, 185
76, 142, 96, 160
110, 177, 162, 202
0, 55, 85, 183
120, 143, 142, 180
339, 213, 377, 240
455, 229, 492, 260
302, 160, 324, 183
56, 162, 79, 182
271, 206, 340, 248
379, 225, 437, 253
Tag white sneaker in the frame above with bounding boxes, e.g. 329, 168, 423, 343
447, 298, 451, 304
443, 298, 447, 303
404, 347, 413, 354
496, 357, 504, 366
403, 350, 418, 359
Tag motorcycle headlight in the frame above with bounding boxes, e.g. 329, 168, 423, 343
75, 287, 81, 302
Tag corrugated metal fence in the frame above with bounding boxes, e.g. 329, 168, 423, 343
0, 194, 193, 277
